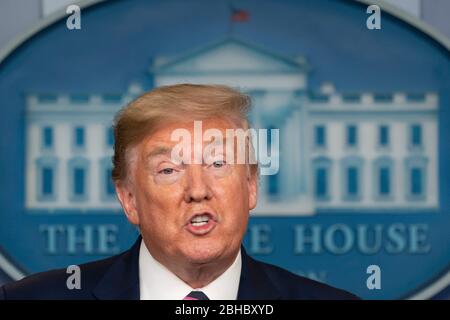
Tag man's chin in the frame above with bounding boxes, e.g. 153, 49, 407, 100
181, 245, 226, 265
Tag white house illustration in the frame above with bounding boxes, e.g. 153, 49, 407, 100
25, 38, 439, 214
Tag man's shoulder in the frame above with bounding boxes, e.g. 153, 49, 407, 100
254, 258, 360, 300
0, 253, 121, 300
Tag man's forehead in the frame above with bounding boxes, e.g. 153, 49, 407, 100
145, 146, 173, 159
158, 118, 238, 132
144, 139, 231, 157
135, 117, 251, 164
142, 119, 241, 144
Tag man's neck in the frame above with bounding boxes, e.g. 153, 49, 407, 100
168, 258, 237, 289
145, 243, 239, 289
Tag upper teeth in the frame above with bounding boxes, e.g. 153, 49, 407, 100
191, 215, 210, 223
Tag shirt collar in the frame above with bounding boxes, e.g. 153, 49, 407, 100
139, 239, 242, 300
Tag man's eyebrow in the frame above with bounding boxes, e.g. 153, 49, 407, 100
145, 146, 173, 160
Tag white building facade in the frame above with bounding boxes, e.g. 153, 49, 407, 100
25, 84, 143, 211
25, 38, 439, 214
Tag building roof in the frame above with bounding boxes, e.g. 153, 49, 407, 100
151, 37, 309, 75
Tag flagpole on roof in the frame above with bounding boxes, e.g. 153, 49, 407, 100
228, 4, 250, 37
228, 4, 234, 36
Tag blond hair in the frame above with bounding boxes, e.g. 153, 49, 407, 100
112, 83, 257, 183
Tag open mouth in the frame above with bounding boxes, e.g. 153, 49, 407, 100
190, 214, 211, 227
186, 212, 217, 235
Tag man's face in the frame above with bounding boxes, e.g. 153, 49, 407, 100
118, 118, 258, 265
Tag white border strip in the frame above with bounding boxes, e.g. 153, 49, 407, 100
0, 252, 25, 281
0, 0, 106, 64
407, 269, 450, 300
356, 0, 450, 51
357, 0, 450, 299
0, 0, 449, 299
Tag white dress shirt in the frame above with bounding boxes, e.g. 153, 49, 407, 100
139, 239, 242, 300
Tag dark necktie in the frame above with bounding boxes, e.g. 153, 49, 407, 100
183, 290, 210, 300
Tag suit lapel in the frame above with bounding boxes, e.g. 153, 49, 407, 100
237, 247, 281, 300
92, 237, 141, 300
92, 240, 280, 300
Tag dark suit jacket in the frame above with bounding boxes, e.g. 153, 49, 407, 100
0, 237, 359, 300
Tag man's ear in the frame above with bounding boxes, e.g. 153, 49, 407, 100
248, 172, 258, 211
115, 181, 140, 225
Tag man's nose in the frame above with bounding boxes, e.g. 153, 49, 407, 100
184, 165, 213, 203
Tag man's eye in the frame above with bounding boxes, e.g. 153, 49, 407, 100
212, 160, 226, 168
159, 168, 175, 175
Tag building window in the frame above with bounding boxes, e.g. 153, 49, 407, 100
106, 126, 114, 147
100, 157, 116, 201
379, 167, 391, 195
410, 124, 422, 148
373, 157, 394, 200
316, 168, 328, 198
378, 125, 389, 147
313, 157, 331, 201
74, 126, 85, 148
268, 174, 279, 196
266, 125, 279, 197
73, 167, 85, 196
346, 125, 358, 147
42, 167, 54, 196
36, 156, 58, 201
314, 125, 326, 148
68, 157, 89, 201
42, 126, 53, 149
405, 156, 427, 201
347, 167, 359, 195
341, 156, 363, 201
410, 167, 423, 196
